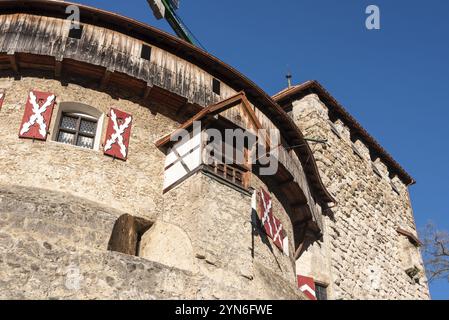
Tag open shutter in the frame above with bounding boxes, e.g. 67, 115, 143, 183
19, 90, 56, 141
163, 129, 202, 192
104, 108, 133, 161
298, 275, 317, 300
257, 189, 289, 255
0, 91, 5, 110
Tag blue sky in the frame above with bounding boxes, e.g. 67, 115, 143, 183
76, 0, 449, 299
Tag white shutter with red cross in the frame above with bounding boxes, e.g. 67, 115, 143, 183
104, 108, 133, 161
0, 91, 5, 110
19, 90, 56, 141
256, 189, 289, 256
298, 275, 317, 300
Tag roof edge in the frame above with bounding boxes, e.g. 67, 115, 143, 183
0, 0, 336, 204
273, 80, 415, 187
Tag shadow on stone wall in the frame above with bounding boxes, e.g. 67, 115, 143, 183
108, 214, 153, 256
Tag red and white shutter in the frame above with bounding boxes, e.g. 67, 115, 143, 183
271, 214, 289, 255
257, 189, 289, 255
0, 91, 5, 110
19, 90, 56, 141
104, 108, 133, 161
298, 276, 317, 300
258, 188, 274, 237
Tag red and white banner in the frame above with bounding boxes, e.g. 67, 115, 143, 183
0, 91, 5, 110
19, 90, 56, 140
104, 108, 133, 161
255, 189, 289, 255
298, 276, 317, 300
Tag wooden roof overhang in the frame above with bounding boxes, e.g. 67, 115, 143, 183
0, 0, 335, 207
273, 80, 415, 187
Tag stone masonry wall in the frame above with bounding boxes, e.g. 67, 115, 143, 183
159, 172, 303, 299
0, 76, 178, 223
0, 183, 304, 300
293, 94, 430, 300
0, 76, 305, 299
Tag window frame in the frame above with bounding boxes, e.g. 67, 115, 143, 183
141, 44, 152, 61
57, 112, 98, 150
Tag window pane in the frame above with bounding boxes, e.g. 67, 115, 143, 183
315, 284, 328, 301
58, 131, 75, 145
80, 119, 97, 135
77, 135, 94, 149
61, 116, 78, 131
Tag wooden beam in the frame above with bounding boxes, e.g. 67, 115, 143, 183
294, 242, 304, 260
176, 102, 189, 120
7, 52, 18, 73
143, 82, 153, 100
54, 60, 62, 78
291, 202, 308, 210
100, 68, 114, 90
278, 179, 294, 188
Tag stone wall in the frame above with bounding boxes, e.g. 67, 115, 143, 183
0, 76, 305, 300
293, 94, 430, 300
159, 172, 303, 299
0, 76, 177, 222
0, 183, 304, 300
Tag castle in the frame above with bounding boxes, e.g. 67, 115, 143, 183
0, 0, 430, 300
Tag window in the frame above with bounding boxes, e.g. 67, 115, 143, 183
57, 113, 98, 149
352, 144, 364, 160
141, 44, 152, 61
315, 283, 328, 301
212, 78, 221, 95
68, 24, 83, 39
372, 164, 382, 178
391, 182, 400, 195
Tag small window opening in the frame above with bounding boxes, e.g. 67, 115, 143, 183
315, 283, 328, 301
212, 78, 221, 95
328, 121, 341, 139
68, 24, 83, 39
391, 182, 400, 195
352, 144, 364, 160
141, 44, 152, 61
108, 214, 153, 257
372, 164, 382, 178
57, 113, 98, 150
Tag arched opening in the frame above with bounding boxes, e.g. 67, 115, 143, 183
107, 214, 153, 256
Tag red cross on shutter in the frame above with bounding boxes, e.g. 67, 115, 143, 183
104, 108, 133, 161
257, 189, 288, 254
19, 90, 56, 141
